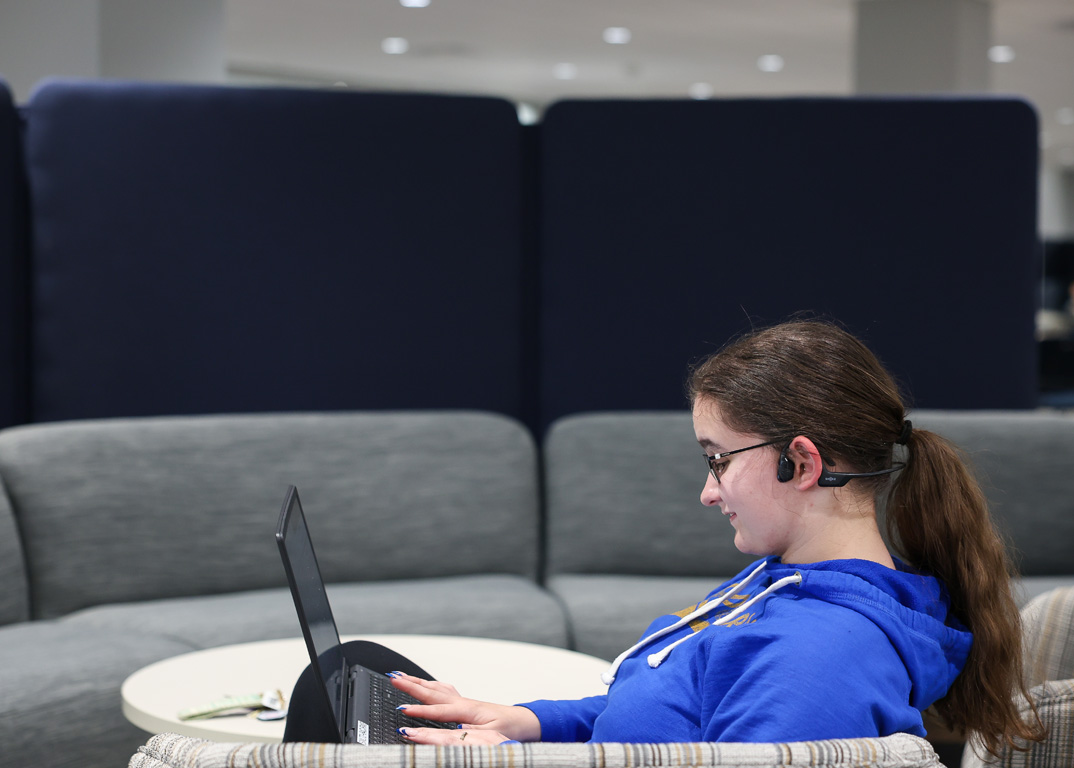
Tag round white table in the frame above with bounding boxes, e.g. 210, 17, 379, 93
122, 634, 610, 742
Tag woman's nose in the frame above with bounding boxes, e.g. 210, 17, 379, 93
700, 472, 722, 506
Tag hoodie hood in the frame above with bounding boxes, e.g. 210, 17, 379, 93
768, 557, 972, 710
601, 555, 972, 712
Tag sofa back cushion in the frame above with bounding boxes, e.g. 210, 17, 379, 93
538, 99, 1039, 429
543, 412, 755, 577
909, 410, 1074, 579
22, 80, 529, 426
543, 410, 1074, 581
0, 80, 29, 431
0, 474, 30, 625
0, 411, 538, 619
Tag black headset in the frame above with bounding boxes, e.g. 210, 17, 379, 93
777, 443, 904, 487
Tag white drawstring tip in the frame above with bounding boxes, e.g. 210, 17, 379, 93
647, 653, 662, 668
600, 671, 615, 685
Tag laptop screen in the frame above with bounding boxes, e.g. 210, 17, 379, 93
276, 486, 347, 739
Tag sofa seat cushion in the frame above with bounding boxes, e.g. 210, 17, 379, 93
547, 574, 731, 662
61, 574, 569, 650
0, 622, 193, 768
131, 731, 942, 768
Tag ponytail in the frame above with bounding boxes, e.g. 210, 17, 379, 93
887, 428, 1046, 756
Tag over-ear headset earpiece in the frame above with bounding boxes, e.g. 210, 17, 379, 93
777, 441, 904, 487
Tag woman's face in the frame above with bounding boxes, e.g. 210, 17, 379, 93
692, 398, 801, 559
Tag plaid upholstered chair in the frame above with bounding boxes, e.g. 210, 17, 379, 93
962, 587, 1074, 768
129, 733, 944, 768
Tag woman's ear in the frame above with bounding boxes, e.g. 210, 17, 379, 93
785, 436, 824, 489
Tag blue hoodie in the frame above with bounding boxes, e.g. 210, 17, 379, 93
521, 556, 972, 743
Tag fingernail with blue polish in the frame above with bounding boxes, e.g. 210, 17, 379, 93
396, 705, 408, 711
397, 727, 410, 736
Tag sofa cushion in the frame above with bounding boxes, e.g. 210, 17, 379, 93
543, 412, 754, 578
0, 622, 193, 768
60, 575, 569, 650
0, 411, 539, 618
908, 411, 1074, 581
0, 79, 29, 431
131, 731, 943, 768
538, 99, 1039, 430
0, 474, 29, 626
547, 574, 728, 662
22, 80, 529, 426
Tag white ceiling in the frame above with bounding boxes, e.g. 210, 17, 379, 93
224, 0, 1074, 169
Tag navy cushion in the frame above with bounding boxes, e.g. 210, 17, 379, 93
23, 80, 527, 423
0, 81, 29, 430
539, 98, 1040, 427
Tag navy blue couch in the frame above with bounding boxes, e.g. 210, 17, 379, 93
0, 79, 1042, 434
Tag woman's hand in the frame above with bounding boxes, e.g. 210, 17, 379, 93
388, 672, 541, 744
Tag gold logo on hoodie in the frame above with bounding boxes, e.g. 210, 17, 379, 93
674, 593, 756, 632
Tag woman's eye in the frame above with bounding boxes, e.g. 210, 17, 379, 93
713, 460, 730, 476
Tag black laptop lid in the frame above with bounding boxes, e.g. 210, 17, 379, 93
276, 485, 347, 741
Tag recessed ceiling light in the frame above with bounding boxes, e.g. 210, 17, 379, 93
688, 82, 714, 100
988, 45, 1015, 63
554, 63, 578, 80
381, 37, 409, 54
516, 103, 539, 126
603, 27, 631, 45
400, 0, 430, 6
757, 54, 784, 73
1058, 107, 1074, 126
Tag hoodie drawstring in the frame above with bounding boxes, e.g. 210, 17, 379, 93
601, 563, 802, 685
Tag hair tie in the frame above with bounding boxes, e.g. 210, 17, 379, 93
896, 419, 913, 445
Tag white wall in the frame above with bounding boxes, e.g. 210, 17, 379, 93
0, 0, 101, 101
99, 0, 224, 84
0, 0, 223, 102
1041, 165, 1074, 240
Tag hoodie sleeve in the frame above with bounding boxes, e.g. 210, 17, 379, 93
516, 695, 608, 742
699, 613, 923, 743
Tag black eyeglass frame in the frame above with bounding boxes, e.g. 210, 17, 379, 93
704, 438, 785, 483
704, 437, 906, 487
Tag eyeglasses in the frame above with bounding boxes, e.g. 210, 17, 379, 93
705, 438, 785, 483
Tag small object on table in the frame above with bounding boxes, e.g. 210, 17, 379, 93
178, 689, 286, 721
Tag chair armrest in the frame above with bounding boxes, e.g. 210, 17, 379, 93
131, 732, 942, 768
961, 679, 1074, 768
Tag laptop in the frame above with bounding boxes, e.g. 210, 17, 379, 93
275, 485, 455, 744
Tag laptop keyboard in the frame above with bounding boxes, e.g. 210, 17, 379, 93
370, 674, 458, 744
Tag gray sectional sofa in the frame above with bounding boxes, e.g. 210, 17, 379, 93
0, 408, 1072, 768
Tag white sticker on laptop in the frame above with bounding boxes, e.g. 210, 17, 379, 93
356, 721, 370, 745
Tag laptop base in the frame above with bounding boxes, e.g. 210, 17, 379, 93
283, 640, 439, 743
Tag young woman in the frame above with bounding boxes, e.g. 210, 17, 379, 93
392, 320, 1044, 757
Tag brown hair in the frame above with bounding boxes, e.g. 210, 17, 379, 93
688, 319, 1044, 756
